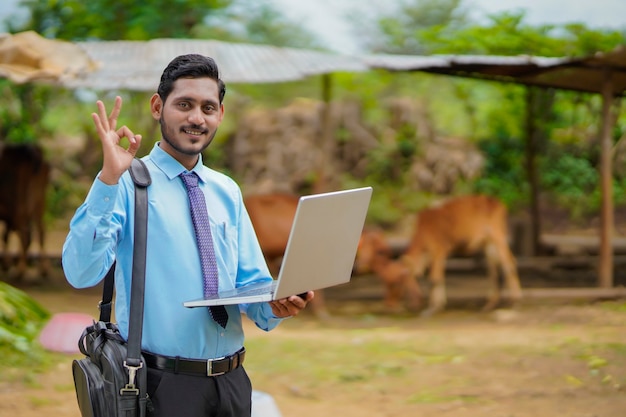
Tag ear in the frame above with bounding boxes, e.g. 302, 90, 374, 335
218, 103, 225, 122
150, 93, 162, 120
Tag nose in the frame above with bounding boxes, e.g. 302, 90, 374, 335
187, 107, 204, 125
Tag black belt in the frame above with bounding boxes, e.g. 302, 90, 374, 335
143, 347, 245, 377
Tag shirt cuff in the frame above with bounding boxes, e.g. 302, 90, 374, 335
86, 176, 119, 215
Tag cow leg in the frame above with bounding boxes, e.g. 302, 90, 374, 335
496, 244, 522, 306
423, 255, 447, 317
375, 262, 398, 313
402, 270, 422, 313
380, 264, 407, 313
36, 216, 50, 278
384, 280, 404, 313
482, 243, 501, 311
14, 226, 31, 280
399, 254, 425, 313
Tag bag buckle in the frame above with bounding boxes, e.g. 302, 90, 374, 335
120, 361, 143, 395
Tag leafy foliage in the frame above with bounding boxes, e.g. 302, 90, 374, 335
16, 0, 232, 40
0, 81, 55, 144
359, 0, 468, 54
13, 0, 322, 50
0, 282, 50, 370
540, 152, 600, 220
472, 134, 528, 208
198, 2, 322, 49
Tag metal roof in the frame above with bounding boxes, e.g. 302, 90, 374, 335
64, 38, 368, 90
3, 31, 625, 97
362, 47, 626, 96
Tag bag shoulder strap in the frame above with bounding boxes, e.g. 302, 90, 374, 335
126, 158, 149, 368
98, 158, 150, 370
98, 263, 115, 322
129, 158, 152, 187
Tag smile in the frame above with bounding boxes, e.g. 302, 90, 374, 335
183, 128, 205, 136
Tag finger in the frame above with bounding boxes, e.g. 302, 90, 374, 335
297, 291, 313, 302
128, 134, 142, 155
117, 126, 136, 142
117, 126, 140, 152
279, 298, 301, 315
108, 96, 122, 131
91, 112, 105, 138
270, 301, 290, 317
95, 100, 110, 132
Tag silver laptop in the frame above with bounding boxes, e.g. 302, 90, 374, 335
183, 186, 373, 307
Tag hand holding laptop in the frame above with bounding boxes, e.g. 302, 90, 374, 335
268, 291, 314, 318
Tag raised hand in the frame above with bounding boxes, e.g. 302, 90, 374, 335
91, 96, 142, 185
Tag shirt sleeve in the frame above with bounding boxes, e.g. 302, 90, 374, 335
62, 176, 128, 288
240, 302, 284, 331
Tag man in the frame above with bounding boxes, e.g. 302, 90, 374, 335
62, 54, 313, 417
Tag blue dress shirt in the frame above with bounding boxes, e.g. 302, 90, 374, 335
62, 142, 282, 359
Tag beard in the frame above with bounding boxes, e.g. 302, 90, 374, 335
159, 115, 217, 156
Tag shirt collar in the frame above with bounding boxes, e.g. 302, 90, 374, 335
150, 142, 208, 183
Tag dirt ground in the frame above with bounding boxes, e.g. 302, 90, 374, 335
1, 261, 625, 417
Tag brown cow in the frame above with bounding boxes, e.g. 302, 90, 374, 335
356, 228, 421, 313
401, 194, 522, 316
0, 143, 50, 280
244, 192, 329, 318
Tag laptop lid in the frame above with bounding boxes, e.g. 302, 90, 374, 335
183, 186, 373, 307
272, 186, 372, 299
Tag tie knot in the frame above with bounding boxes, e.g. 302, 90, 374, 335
181, 172, 199, 189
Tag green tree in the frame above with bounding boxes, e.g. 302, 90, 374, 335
419, 10, 625, 56
353, 0, 469, 54
197, 2, 322, 49
14, 0, 232, 40
352, 0, 626, 57
11, 0, 322, 50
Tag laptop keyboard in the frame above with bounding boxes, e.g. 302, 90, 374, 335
235, 282, 277, 297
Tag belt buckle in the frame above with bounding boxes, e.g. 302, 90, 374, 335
207, 356, 226, 376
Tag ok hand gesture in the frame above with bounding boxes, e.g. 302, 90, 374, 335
91, 96, 142, 185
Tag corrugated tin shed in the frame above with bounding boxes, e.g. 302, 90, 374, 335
65, 38, 368, 90
362, 47, 626, 96
362, 53, 566, 73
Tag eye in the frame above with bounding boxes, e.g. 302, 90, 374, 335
203, 105, 216, 113
178, 102, 190, 109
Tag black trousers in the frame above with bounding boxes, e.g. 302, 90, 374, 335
146, 365, 252, 417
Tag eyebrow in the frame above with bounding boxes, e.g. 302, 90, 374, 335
173, 96, 219, 106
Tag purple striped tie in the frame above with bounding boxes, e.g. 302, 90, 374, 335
180, 172, 228, 328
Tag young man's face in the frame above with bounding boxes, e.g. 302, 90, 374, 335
151, 77, 224, 168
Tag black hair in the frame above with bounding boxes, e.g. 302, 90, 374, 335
157, 54, 226, 104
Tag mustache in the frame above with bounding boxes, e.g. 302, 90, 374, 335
180, 125, 209, 134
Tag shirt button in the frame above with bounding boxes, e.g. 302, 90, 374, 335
220, 332, 225, 337
104, 197, 110, 202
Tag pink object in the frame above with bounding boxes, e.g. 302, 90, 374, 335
38, 312, 96, 354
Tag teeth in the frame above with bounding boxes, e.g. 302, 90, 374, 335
184, 129, 203, 135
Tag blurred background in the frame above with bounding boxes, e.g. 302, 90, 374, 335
1, 1, 626, 415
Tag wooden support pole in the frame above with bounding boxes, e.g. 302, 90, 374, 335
525, 88, 541, 256
598, 70, 614, 288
